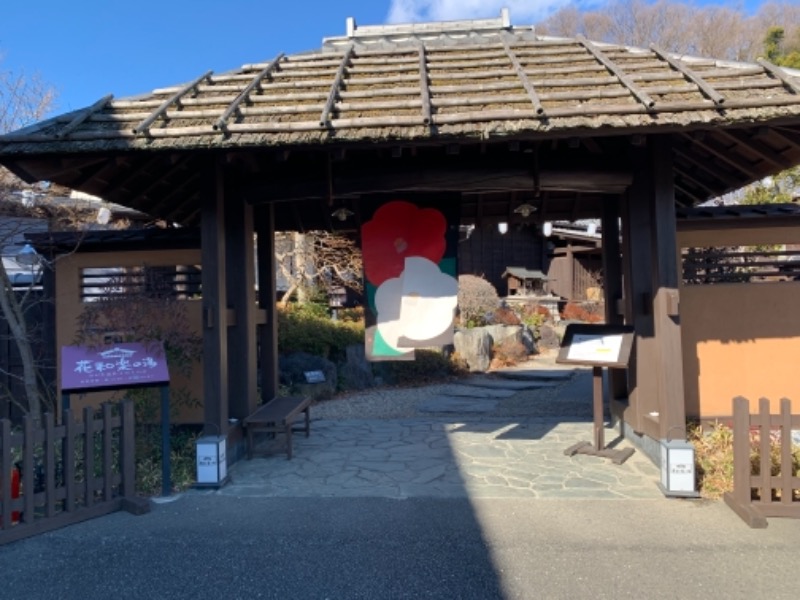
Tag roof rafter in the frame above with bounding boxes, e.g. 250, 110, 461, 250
716, 128, 794, 171
133, 71, 213, 135
417, 43, 432, 125
577, 35, 655, 109
215, 53, 285, 133
650, 44, 725, 106
57, 95, 114, 139
681, 132, 760, 179
673, 145, 741, 189
758, 59, 800, 95
503, 34, 544, 115
320, 44, 355, 127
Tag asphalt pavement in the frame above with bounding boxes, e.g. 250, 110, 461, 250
2, 494, 799, 600
2, 360, 799, 599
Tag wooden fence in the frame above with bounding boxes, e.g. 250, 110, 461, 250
0, 400, 148, 545
724, 397, 800, 528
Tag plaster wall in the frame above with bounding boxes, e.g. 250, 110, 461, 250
678, 225, 800, 419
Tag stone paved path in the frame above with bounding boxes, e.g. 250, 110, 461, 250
225, 417, 660, 500
224, 353, 665, 501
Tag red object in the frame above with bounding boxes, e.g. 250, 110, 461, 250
361, 201, 447, 286
11, 466, 20, 523
2, 467, 21, 525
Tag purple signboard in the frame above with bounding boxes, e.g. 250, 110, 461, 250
61, 342, 170, 392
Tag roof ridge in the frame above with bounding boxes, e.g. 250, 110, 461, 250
323, 9, 537, 50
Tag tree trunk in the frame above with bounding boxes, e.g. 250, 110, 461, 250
0, 262, 42, 422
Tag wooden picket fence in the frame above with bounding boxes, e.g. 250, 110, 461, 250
0, 400, 148, 545
724, 397, 800, 528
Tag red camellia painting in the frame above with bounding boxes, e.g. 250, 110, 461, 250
362, 200, 447, 286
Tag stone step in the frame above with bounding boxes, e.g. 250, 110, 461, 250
461, 377, 558, 391
491, 368, 575, 382
440, 385, 517, 399
417, 396, 499, 413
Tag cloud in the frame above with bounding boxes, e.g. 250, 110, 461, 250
386, 0, 583, 24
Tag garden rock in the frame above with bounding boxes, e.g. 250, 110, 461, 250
521, 325, 538, 355
279, 352, 337, 400
483, 324, 523, 346
538, 324, 561, 350
338, 344, 375, 390
453, 328, 493, 372
485, 323, 538, 356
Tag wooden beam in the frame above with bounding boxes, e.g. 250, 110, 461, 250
247, 167, 633, 201
673, 145, 743, 189
681, 132, 760, 179
716, 128, 795, 171
673, 181, 704, 205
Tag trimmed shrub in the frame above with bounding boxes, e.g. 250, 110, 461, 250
277, 304, 363, 361
376, 349, 465, 385
458, 275, 500, 327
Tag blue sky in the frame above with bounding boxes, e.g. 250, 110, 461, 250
2, 0, 768, 119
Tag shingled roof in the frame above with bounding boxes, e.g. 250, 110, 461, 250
1, 11, 799, 227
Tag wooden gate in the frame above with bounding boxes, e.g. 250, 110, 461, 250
0, 400, 148, 545
724, 397, 800, 528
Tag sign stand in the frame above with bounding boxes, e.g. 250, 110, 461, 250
61, 342, 172, 496
556, 324, 635, 465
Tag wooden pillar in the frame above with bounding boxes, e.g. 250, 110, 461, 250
623, 168, 658, 434
255, 203, 279, 403
624, 136, 686, 440
601, 196, 627, 400
565, 243, 574, 301
201, 159, 229, 435
648, 136, 686, 440
225, 187, 258, 420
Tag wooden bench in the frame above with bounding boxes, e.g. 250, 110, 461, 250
243, 396, 312, 460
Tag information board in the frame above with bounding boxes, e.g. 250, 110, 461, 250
61, 342, 170, 393
556, 324, 634, 368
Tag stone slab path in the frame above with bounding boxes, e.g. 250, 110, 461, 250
226, 417, 660, 500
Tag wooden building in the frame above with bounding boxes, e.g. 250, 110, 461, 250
501, 267, 549, 297
2, 11, 800, 455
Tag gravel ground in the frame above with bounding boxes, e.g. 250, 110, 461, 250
311, 354, 596, 421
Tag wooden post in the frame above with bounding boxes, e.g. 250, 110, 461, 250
602, 196, 627, 400
201, 158, 229, 436
121, 400, 135, 499
225, 184, 258, 420
621, 186, 656, 434
647, 135, 686, 441
255, 203, 279, 403
565, 243, 574, 301
592, 366, 604, 450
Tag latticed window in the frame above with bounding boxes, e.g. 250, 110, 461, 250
80, 265, 202, 302
682, 246, 800, 285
